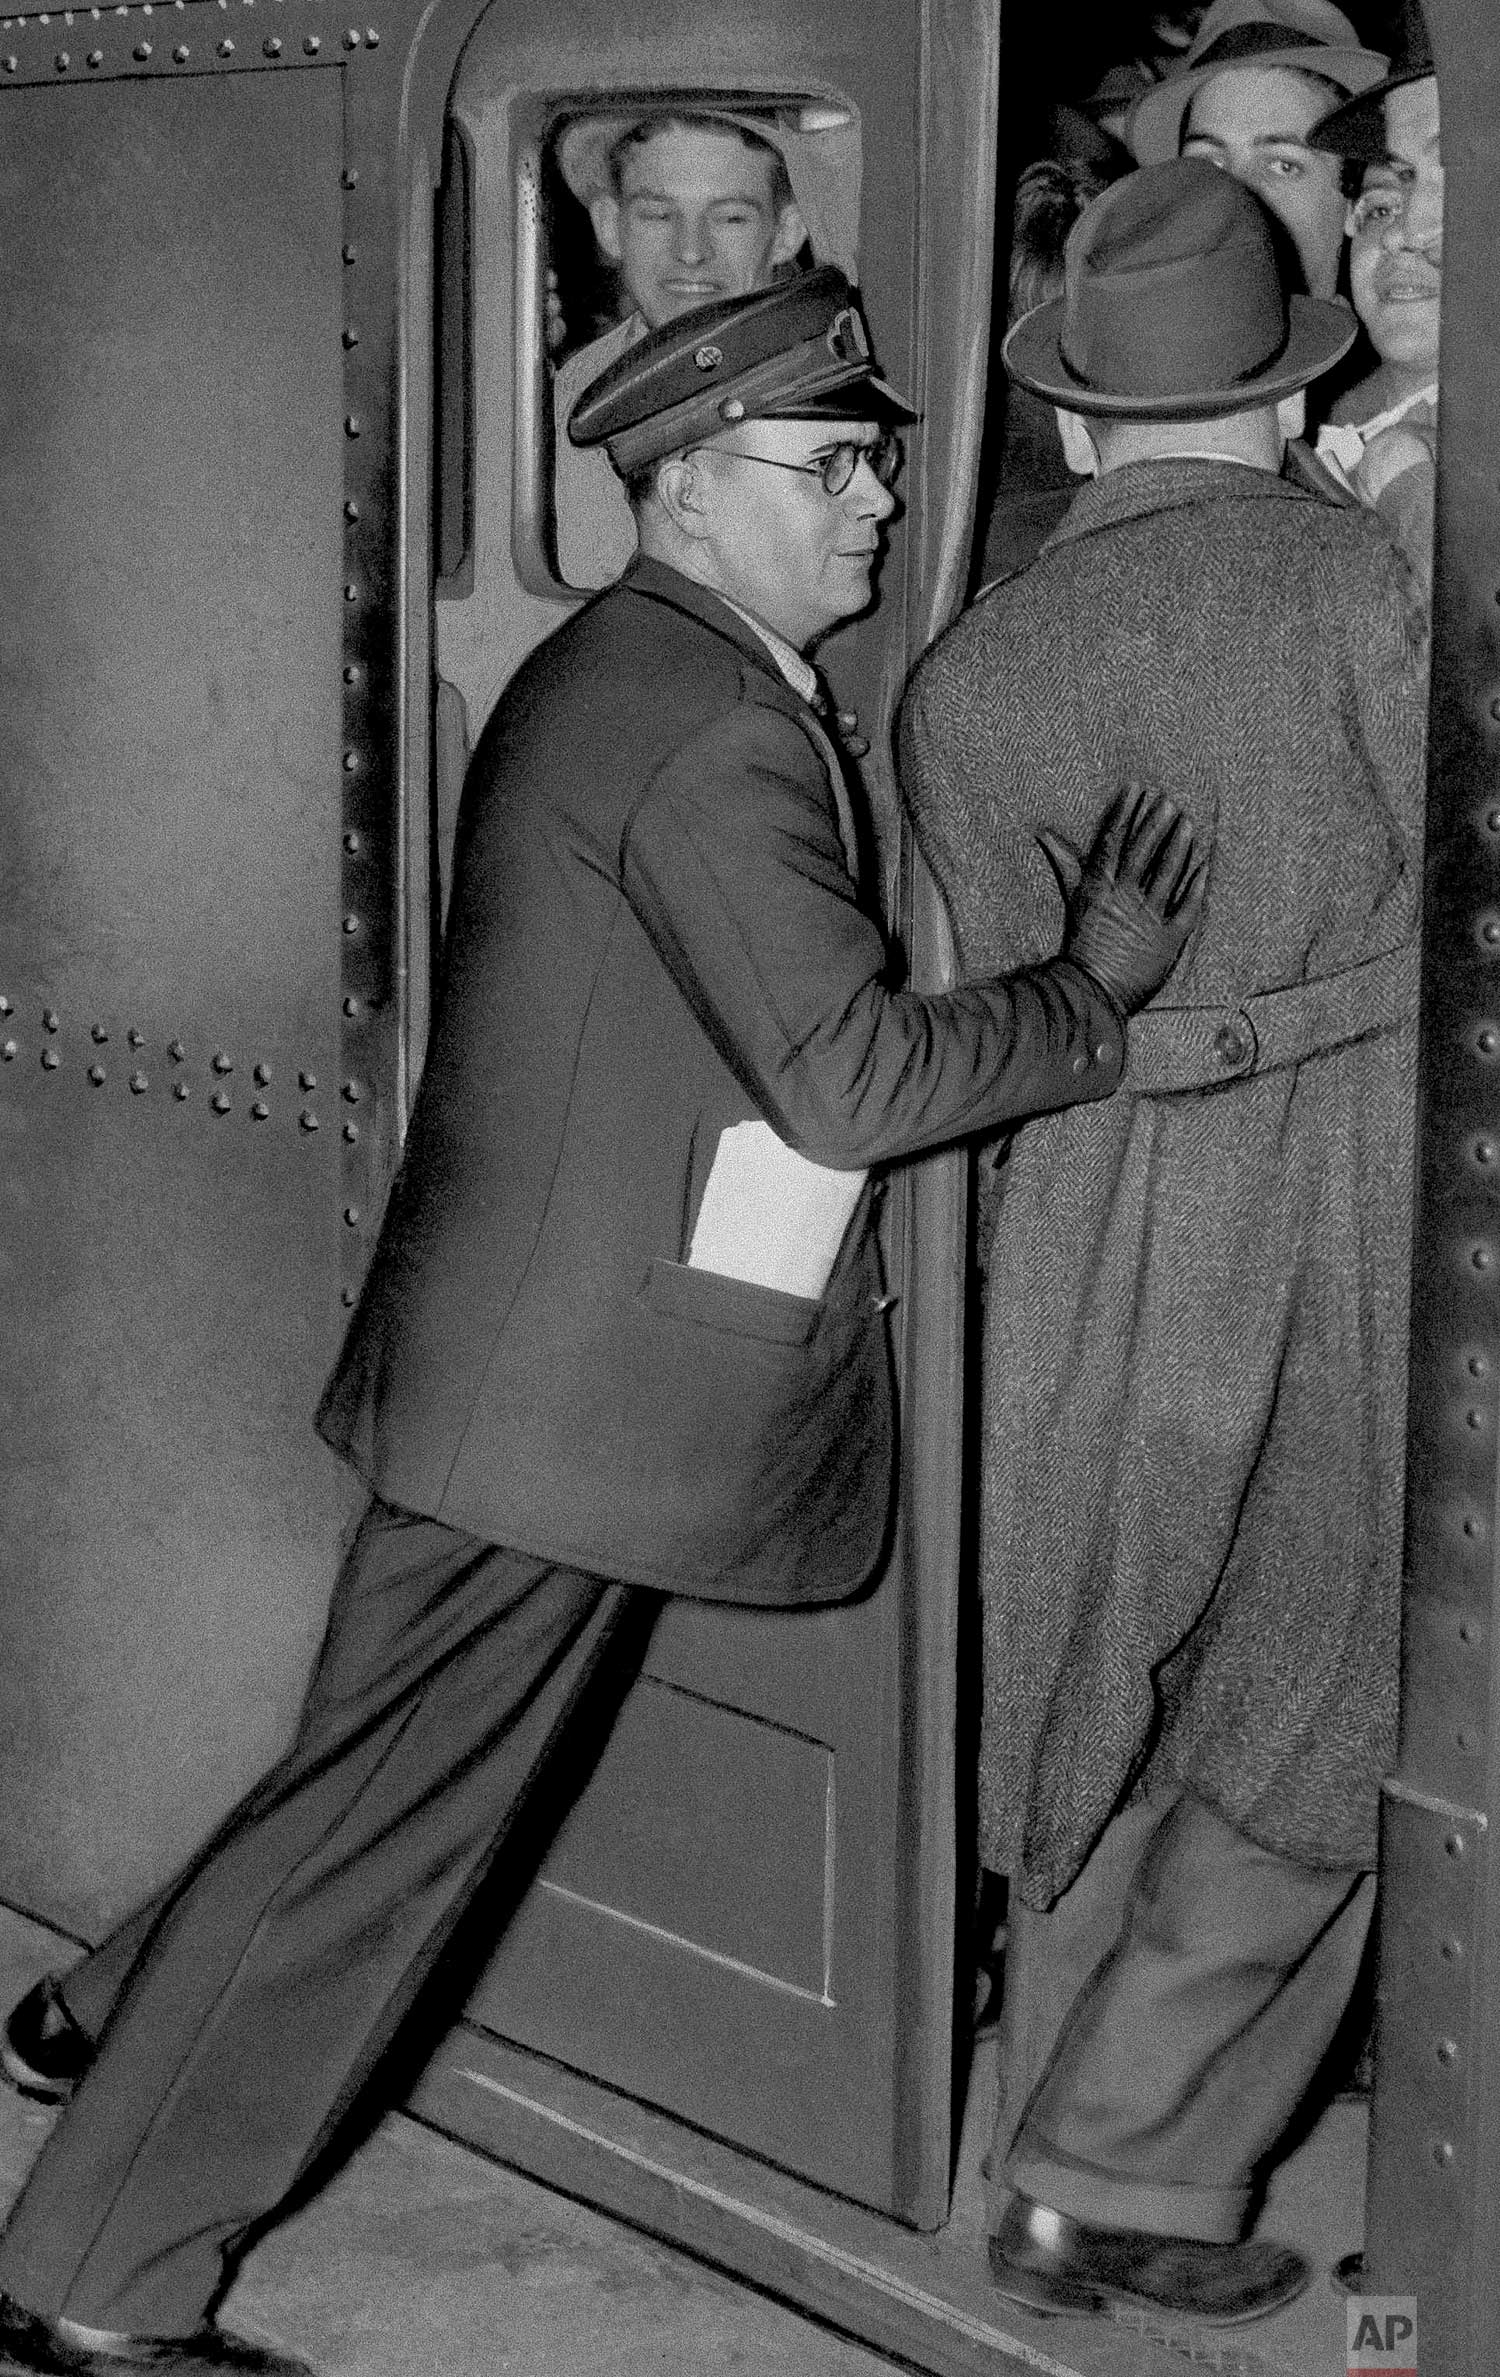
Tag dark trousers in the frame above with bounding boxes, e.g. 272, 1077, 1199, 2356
0, 1499, 652, 2337
994, 1791, 1374, 2241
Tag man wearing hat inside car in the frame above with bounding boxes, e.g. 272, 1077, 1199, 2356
1127, 0, 1389, 299
904, 161, 1425, 2325
0, 272, 1202, 2377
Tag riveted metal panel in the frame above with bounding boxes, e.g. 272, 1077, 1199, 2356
0, 67, 360, 1929
1363, 7, 1500, 2373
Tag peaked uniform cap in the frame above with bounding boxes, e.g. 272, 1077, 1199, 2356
567, 264, 916, 475
1004, 157, 1355, 419
1308, 0, 1435, 157
1128, 0, 1389, 163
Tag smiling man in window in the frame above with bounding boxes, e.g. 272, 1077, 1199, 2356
551, 110, 810, 589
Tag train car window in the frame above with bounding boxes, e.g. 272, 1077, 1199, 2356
435, 118, 475, 591
515, 96, 863, 599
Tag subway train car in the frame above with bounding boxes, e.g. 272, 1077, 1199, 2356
0, 0, 1496, 2370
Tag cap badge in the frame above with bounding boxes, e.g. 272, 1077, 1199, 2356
826, 306, 870, 365
693, 343, 724, 371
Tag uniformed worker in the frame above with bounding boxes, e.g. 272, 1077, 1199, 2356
0, 266, 1202, 2377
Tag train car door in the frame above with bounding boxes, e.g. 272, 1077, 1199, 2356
0, 0, 994, 2264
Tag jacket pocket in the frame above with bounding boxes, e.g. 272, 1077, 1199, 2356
643, 1257, 820, 1346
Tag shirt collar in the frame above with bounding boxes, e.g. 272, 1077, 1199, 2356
716, 598, 821, 708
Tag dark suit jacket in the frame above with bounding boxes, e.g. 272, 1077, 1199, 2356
317, 557, 1124, 1605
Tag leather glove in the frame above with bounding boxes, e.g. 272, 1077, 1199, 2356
1043, 786, 1205, 1015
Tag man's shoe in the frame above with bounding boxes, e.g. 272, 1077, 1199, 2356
0, 2292, 313, 2374
1, 1982, 93, 2106
987, 2193, 1312, 2326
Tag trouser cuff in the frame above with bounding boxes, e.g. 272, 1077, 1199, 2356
1002, 2141, 1250, 2243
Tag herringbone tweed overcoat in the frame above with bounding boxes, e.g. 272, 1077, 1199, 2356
901, 459, 1427, 1906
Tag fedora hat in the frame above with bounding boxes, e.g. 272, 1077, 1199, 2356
1128, 0, 1388, 163
1004, 159, 1355, 420
1308, 0, 1434, 159
554, 103, 860, 281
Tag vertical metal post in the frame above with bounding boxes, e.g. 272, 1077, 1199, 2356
1362, 10, 1500, 2372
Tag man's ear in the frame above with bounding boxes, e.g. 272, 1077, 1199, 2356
1276, 388, 1308, 446
654, 451, 715, 540
1055, 407, 1100, 478
589, 191, 624, 265
768, 202, 809, 270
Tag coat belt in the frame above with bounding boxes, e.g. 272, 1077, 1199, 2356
1124, 942, 1419, 1095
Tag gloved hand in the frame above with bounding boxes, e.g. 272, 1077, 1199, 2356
1043, 787, 1205, 1014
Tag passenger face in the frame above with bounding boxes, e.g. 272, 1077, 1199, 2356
687, 418, 899, 649
1347, 78, 1443, 382
1182, 64, 1349, 296
591, 127, 807, 329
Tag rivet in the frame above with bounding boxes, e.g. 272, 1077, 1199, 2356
1432, 2138, 1455, 2166
1445, 1831, 1467, 1858
0, 997, 10, 1014
1471, 1244, 1494, 1272
1, 1041, 15, 1062
299, 1070, 317, 1090
1466, 1408, 1486, 1430
342, 749, 360, 773
253, 1061, 272, 1085
129, 1070, 148, 1094
40, 1049, 60, 1070
1460, 1618, 1481, 1641
342, 1121, 359, 1142
133, 36, 149, 53
251, 1099, 269, 1120
168, 1039, 186, 1062
1483, 918, 1500, 947
261, 32, 278, 52
217, 33, 232, 50
127, 1027, 144, 1047
1491, 698, 1500, 724
171, 38, 186, 58
343, 23, 359, 43
211, 1090, 231, 1114
2, 56, 16, 70
88, 1064, 106, 1086
1469, 1353, 1490, 1376
211, 1051, 232, 1075
343, 663, 361, 684
341, 1285, 357, 1306
43, 1009, 59, 1032
54, 48, 68, 67
341, 167, 357, 189
1441, 1936, 1464, 1961
342, 996, 360, 1017
343, 582, 359, 603
1464, 1515, 1482, 1538
1437, 2038, 1460, 2065
1487, 808, 1500, 834
91, 1023, 108, 1043
302, 28, 319, 50
342, 913, 360, 936
173, 1082, 189, 1102
342, 1079, 361, 1103
343, 1204, 360, 1225
343, 830, 361, 853
87, 44, 101, 61
1457, 1727, 1476, 1751
342, 244, 357, 265
299, 1109, 320, 1132
344, 499, 360, 521
365, 24, 377, 42
344, 416, 360, 439
342, 331, 360, 354
1479, 1028, 1500, 1056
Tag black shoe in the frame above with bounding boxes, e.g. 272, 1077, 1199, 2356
0, 2291, 313, 2373
1, 1982, 94, 2107
987, 2192, 1312, 2326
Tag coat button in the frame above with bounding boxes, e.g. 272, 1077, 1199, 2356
1214, 1018, 1253, 1070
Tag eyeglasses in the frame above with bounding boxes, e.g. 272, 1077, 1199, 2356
705, 432, 903, 496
